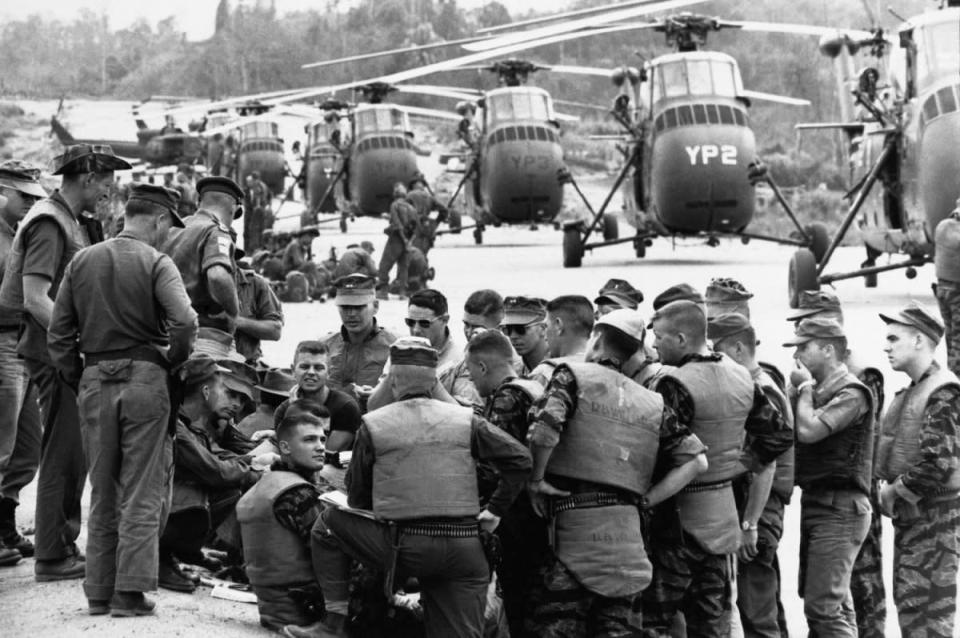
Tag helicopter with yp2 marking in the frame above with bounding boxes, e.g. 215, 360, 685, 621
463, 3, 870, 268
781, 0, 960, 307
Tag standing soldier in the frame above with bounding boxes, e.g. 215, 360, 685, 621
876, 303, 960, 637
163, 176, 243, 346
784, 317, 874, 637
376, 183, 418, 300
0, 144, 131, 581
0, 161, 47, 563
644, 299, 791, 636
47, 184, 197, 617
406, 175, 447, 256
501, 295, 549, 376
235, 257, 283, 365
528, 295, 594, 388
708, 313, 794, 638
323, 274, 397, 411
282, 337, 532, 638
244, 172, 272, 253
934, 199, 960, 377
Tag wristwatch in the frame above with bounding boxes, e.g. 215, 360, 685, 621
741, 520, 758, 532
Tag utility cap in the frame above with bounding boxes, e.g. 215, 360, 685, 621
782, 317, 845, 347
0, 160, 47, 198
127, 183, 184, 227
652, 283, 704, 311
502, 295, 547, 325
333, 274, 376, 306
595, 308, 645, 342
787, 290, 843, 322
879, 302, 945, 344
595, 278, 643, 310
707, 312, 756, 344
390, 336, 437, 368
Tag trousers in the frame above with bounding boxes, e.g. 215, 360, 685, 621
377, 234, 409, 292
892, 496, 960, 638
312, 507, 490, 638
0, 331, 41, 502
850, 481, 886, 638
736, 495, 788, 638
24, 357, 86, 562
79, 359, 171, 599
798, 489, 870, 638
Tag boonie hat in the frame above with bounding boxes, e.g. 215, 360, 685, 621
193, 327, 245, 363
879, 302, 945, 344
127, 183, 184, 228
787, 290, 843, 322
390, 336, 437, 368
217, 359, 258, 402
782, 317, 845, 347
334, 274, 376, 306
256, 369, 297, 399
595, 278, 643, 310
707, 312, 756, 344
0, 160, 47, 198
297, 225, 320, 237
652, 283, 704, 311
177, 354, 230, 387
595, 308, 645, 342
502, 295, 547, 325
51, 143, 133, 176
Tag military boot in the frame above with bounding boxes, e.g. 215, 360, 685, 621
0, 497, 35, 557
281, 612, 348, 638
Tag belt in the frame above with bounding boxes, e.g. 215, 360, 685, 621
84, 345, 169, 370
398, 520, 479, 538
682, 479, 733, 494
552, 491, 636, 515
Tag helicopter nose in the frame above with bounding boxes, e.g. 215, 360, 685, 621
919, 111, 960, 233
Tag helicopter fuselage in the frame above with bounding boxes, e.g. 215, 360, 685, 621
348, 104, 423, 216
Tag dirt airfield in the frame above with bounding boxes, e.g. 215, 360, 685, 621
0, 100, 954, 637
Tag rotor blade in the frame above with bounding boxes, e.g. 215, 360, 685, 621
740, 90, 810, 107
554, 112, 581, 123
198, 112, 278, 138
543, 64, 615, 77
795, 122, 865, 132
301, 35, 489, 69
727, 20, 878, 41
398, 105, 463, 122
162, 87, 317, 118
396, 84, 484, 101
555, 99, 611, 111
476, 0, 662, 34
462, 0, 706, 52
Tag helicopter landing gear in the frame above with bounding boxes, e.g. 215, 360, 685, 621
633, 235, 650, 258
788, 248, 819, 308
804, 222, 829, 263
861, 246, 880, 288
473, 225, 484, 245
602, 214, 619, 241
447, 209, 463, 234
339, 215, 348, 233
563, 227, 584, 268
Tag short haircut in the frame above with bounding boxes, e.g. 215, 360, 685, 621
464, 289, 504, 318
409, 289, 448, 317
812, 336, 848, 358
276, 412, 325, 442
124, 198, 166, 219
595, 324, 641, 362
274, 398, 330, 428
651, 300, 706, 344
546, 295, 594, 337
293, 340, 328, 363
466, 330, 514, 362
714, 326, 757, 356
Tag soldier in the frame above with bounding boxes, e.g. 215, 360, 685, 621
406, 175, 447, 256
282, 337, 532, 638
465, 330, 545, 637
236, 255, 283, 365
175, 165, 198, 218
705, 277, 753, 318
237, 369, 296, 438
0, 143, 132, 581
787, 290, 887, 637
47, 183, 197, 617
501, 295, 549, 376
244, 171, 272, 252
783, 317, 874, 637
934, 197, 960, 377
238, 411, 334, 631
708, 313, 794, 638
163, 175, 243, 343
322, 274, 397, 411
593, 277, 643, 316
376, 182, 418, 300
0, 161, 46, 563
651, 282, 705, 312
331, 240, 376, 283
526, 309, 707, 637
442, 289, 512, 406
643, 299, 791, 637
528, 295, 594, 388
875, 303, 960, 636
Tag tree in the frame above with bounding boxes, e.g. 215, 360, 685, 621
476, 1, 510, 29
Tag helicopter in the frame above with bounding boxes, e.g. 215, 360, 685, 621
50, 101, 205, 168
782, 0, 960, 306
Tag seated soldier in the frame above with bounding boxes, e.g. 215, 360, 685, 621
159, 356, 277, 593
238, 369, 296, 438
238, 411, 336, 631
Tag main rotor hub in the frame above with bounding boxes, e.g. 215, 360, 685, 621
359, 82, 398, 104
655, 13, 723, 52
487, 59, 542, 86
236, 100, 271, 116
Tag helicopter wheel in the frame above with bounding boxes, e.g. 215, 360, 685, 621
602, 213, 619, 241
788, 248, 819, 308
473, 226, 484, 245
804, 222, 830, 263
448, 209, 463, 234
563, 228, 584, 268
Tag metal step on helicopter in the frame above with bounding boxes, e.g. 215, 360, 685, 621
782, 0, 960, 306
456, 0, 885, 268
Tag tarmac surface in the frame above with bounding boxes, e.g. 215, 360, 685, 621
0, 199, 952, 636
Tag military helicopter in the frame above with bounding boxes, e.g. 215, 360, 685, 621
50, 101, 205, 168
783, 0, 960, 306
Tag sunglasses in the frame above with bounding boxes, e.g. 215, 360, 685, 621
501, 323, 544, 337
405, 315, 446, 329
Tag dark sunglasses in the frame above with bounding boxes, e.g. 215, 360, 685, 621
501, 323, 543, 337
405, 316, 445, 329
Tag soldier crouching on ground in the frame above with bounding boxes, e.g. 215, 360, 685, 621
876, 303, 960, 637
238, 411, 336, 631
525, 309, 707, 637
282, 337, 532, 638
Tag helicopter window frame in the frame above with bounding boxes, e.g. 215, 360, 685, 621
677, 105, 695, 126
655, 113, 666, 132
706, 104, 720, 124
664, 108, 678, 129
692, 104, 707, 124
937, 85, 957, 115
923, 94, 940, 123
718, 106, 735, 125
505, 127, 517, 142
733, 108, 746, 127
916, 21, 960, 93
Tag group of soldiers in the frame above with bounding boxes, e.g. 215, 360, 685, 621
0, 141, 958, 638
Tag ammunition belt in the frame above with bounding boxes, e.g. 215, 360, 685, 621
399, 520, 479, 538
682, 479, 733, 494
551, 491, 635, 515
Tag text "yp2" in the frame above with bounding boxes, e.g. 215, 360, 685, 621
685, 144, 737, 166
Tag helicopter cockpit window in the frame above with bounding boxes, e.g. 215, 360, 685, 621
660, 62, 687, 99
240, 121, 277, 139
687, 60, 713, 95
917, 21, 960, 91
488, 91, 550, 123
711, 62, 737, 98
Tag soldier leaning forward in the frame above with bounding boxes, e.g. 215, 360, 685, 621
876, 304, 960, 637
526, 310, 707, 638
282, 337, 532, 638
